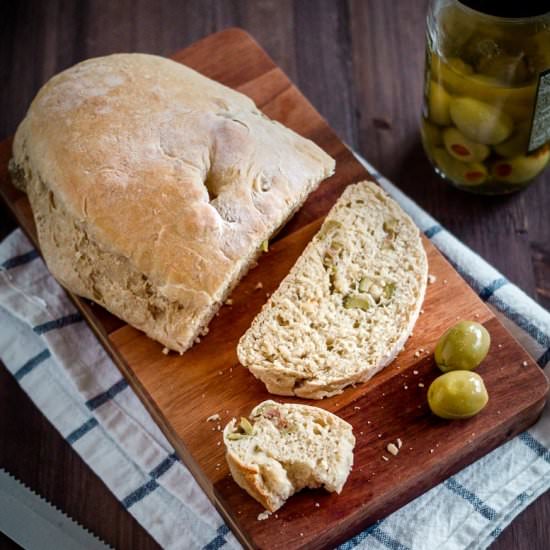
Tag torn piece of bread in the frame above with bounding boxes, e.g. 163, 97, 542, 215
10, 53, 335, 353
237, 181, 428, 398
223, 400, 355, 512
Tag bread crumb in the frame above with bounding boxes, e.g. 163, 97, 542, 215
378, 433, 382, 438
420, 309, 424, 314
522, 360, 528, 367
300, 533, 304, 537
255, 282, 264, 290
498, 343, 503, 349
413, 370, 419, 375
217, 441, 221, 446
315, 502, 320, 508
404, 385, 408, 390
207, 413, 221, 422
367, 420, 371, 424
353, 405, 361, 410
414, 351, 421, 358
274, 514, 278, 519
443, 279, 448, 284
218, 370, 223, 375
396, 438, 402, 449
382, 455, 389, 461
162, 347, 170, 355
266, 292, 271, 298
257, 510, 271, 521
474, 313, 480, 318
418, 382, 425, 388
430, 449, 434, 453
225, 298, 233, 305
387, 443, 399, 456
428, 274, 437, 284
194, 337, 201, 344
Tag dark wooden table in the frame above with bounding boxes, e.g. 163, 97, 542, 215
1, 1, 549, 549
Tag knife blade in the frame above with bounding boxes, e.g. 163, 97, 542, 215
0, 468, 111, 549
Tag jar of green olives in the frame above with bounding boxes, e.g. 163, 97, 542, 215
422, 1, 550, 194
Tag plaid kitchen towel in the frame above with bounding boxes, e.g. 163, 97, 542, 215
0, 159, 549, 550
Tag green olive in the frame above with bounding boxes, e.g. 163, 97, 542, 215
493, 122, 530, 157
428, 81, 452, 126
492, 146, 550, 184
428, 371, 489, 420
443, 127, 490, 163
432, 148, 488, 186
435, 320, 490, 372
447, 57, 474, 77
477, 53, 529, 86
450, 97, 514, 145
430, 54, 533, 122
421, 118, 443, 148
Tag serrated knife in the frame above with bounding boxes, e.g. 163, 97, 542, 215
0, 468, 111, 549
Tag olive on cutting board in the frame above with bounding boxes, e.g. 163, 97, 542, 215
435, 320, 491, 372
428, 371, 489, 420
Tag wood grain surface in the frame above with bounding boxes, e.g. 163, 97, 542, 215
1, 2, 550, 549
1, 27, 549, 550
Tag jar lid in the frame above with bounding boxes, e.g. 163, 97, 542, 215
458, 1, 549, 18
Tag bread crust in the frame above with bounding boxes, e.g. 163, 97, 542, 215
223, 401, 355, 512
11, 53, 334, 352
237, 181, 428, 398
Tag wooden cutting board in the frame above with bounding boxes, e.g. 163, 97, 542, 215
1, 28, 548, 550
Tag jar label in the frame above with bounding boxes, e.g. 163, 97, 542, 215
529, 68, 550, 153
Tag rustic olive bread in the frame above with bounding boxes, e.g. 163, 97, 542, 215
223, 400, 355, 512
237, 180, 428, 398
10, 53, 335, 353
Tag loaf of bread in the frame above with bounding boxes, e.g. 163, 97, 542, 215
10, 53, 335, 353
223, 400, 355, 512
237, 181, 428, 398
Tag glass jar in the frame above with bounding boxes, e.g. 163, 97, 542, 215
421, 1, 550, 194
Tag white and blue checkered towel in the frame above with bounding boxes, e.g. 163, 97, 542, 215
1, 159, 549, 550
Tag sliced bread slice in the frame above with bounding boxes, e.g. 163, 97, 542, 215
223, 400, 355, 512
237, 180, 428, 399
